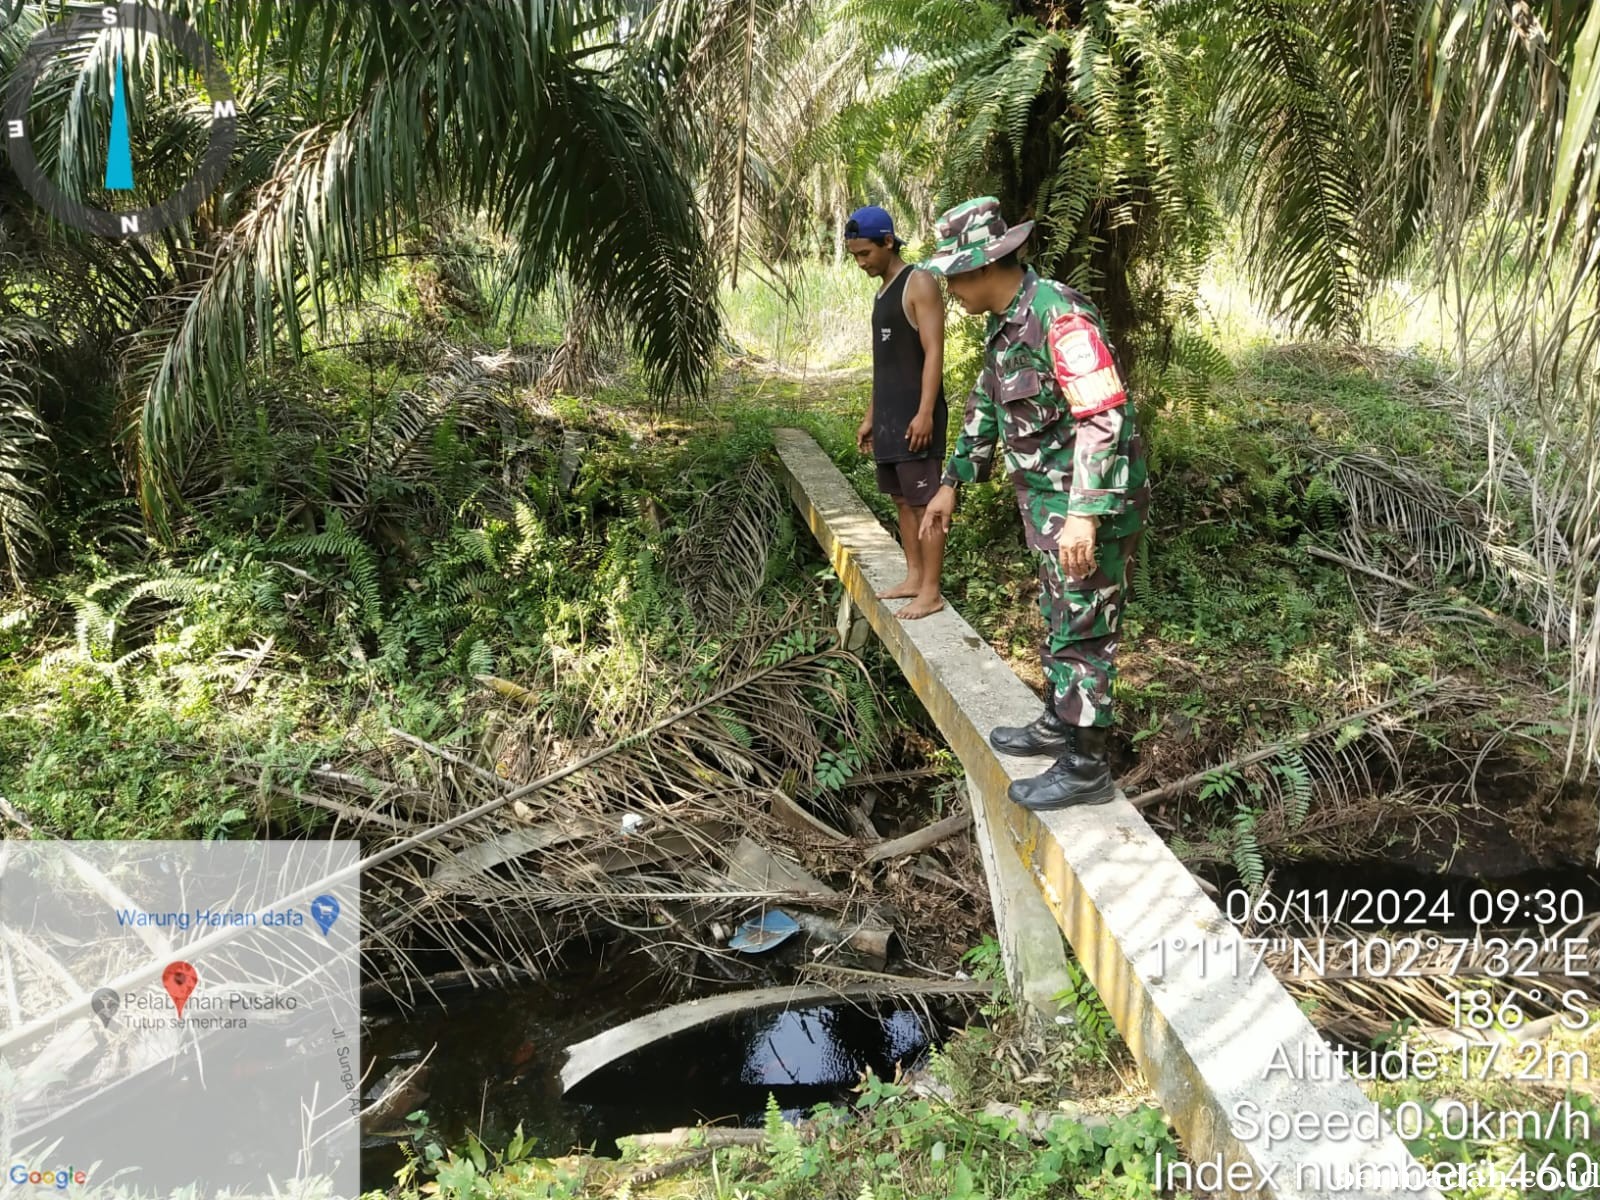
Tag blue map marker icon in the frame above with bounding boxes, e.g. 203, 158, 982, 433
309, 894, 340, 937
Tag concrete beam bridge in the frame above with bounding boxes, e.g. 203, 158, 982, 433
772, 428, 1441, 1200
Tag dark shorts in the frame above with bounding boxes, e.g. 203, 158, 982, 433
875, 458, 942, 504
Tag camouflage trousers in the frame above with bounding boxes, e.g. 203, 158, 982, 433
1036, 529, 1141, 728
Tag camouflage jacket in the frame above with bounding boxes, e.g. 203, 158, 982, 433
939, 269, 1150, 550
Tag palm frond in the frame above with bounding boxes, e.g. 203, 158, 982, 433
664, 457, 786, 629
1212, 1, 1371, 335
0, 317, 54, 587
117, 1, 718, 532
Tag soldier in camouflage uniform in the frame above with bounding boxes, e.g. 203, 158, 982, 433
918, 197, 1150, 809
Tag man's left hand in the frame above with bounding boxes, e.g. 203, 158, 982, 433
1058, 514, 1098, 579
907, 411, 934, 452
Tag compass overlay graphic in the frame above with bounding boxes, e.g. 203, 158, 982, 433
3, 3, 237, 238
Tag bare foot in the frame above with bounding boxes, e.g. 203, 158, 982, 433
877, 578, 921, 599
897, 592, 945, 620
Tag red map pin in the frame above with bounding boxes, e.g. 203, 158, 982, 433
162, 961, 198, 1018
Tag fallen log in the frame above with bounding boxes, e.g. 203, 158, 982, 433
595, 823, 733, 875
360, 1057, 432, 1136
724, 835, 840, 899
862, 808, 972, 864
623, 1127, 775, 1151
430, 817, 607, 887
561, 978, 994, 1093
841, 767, 945, 788
264, 783, 412, 834
767, 789, 850, 843
789, 911, 893, 968
844, 803, 881, 841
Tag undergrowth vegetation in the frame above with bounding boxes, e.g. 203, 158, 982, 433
0, 317, 885, 841
5, 246, 1586, 958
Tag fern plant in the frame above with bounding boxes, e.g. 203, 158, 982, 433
268, 509, 384, 634
1230, 806, 1267, 891
1054, 956, 1118, 1056
1269, 749, 1313, 829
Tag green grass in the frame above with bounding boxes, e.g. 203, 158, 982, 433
720, 259, 876, 370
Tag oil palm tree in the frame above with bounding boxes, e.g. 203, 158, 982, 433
0, 0, 720, 547
1209, 0, 1600, 767
837, 0, 1217, 365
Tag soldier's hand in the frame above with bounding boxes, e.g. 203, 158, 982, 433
907, 411, 933, 452
856, 418, 873, 456
920, 486, 956, 540
1058, 514, 1098, 580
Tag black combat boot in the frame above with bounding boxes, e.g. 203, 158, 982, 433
988, 707, 1073, 756
1007, 725, 1117, 809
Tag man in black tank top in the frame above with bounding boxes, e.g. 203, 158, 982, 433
846, 205, 949, 619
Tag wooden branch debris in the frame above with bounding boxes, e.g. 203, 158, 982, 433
842, 766, 945, 788
430, 817, 608, 887
767, 788, 850, 842
58, 846, 174, 959
594, 822, 736, 875
5, 659, 840, 1056
844, 803, 881, 841
863, 807, 972, 864
797, 962, 985, 991
359, 1050, 434, 1135
1128, 682, 1448, 809
724, 835, 840, 899
625, 1127, 775, 1151
1304, 543, 1541, 639
258, 782, 412, 833
620, 1122, 827, 1185
790, 911, 893, 966
389, 727, 510, 791
0, 795, 34, 833
0, 927, 86, 999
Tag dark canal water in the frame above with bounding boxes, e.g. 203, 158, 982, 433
358, 955, 944, 1190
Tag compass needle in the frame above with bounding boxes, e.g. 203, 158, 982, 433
106, 52, 134, 191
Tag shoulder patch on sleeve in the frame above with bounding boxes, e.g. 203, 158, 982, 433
1047, 311, 1126, 418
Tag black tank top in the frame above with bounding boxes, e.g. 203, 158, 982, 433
871, 266, 946, 463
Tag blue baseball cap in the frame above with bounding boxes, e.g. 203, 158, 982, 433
845, 205, 903, 247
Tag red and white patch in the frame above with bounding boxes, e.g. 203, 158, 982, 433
1048, 312, 1126, 417
1057, 329, 1099, 376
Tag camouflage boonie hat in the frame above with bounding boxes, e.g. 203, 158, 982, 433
922, 196, 1034, 277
